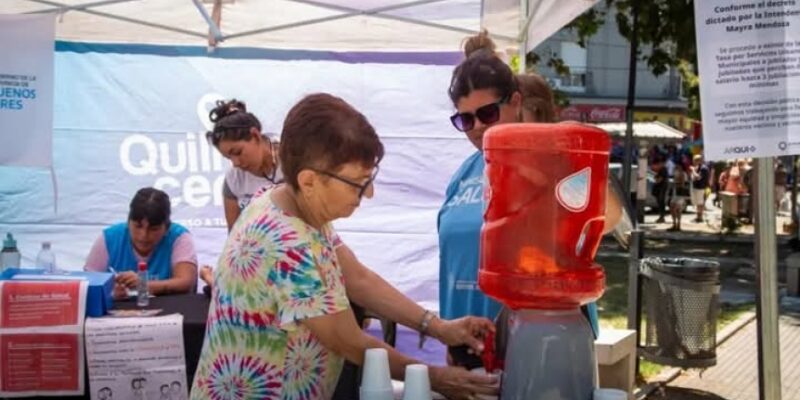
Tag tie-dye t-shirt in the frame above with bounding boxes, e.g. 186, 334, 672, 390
191, 189, 350, 400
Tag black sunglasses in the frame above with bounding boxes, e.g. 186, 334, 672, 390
450, 95, 510, 132
314, 165, 380, 198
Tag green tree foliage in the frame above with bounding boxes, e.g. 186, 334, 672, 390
527, 0, 701, 115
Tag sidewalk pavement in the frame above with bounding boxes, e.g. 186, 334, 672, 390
644, 298, 800, 400
639, 197, 793, 239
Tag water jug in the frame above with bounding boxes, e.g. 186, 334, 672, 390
478, 122, 610, 310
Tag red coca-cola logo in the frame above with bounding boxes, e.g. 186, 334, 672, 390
558, 105, 625, 122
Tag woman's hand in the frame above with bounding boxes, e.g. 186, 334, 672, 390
430, 316, 495, 354
115, 271, 140, 289
112, 283, 129, 300
199, 265, 214, 287
429, 366, 499, 400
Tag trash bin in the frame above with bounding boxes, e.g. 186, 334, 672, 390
639, 257, 720, 368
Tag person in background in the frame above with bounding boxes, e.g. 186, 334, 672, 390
776, 160, 788, 209
652, 157, 669, 223
191, 93, 498, 400
669, 164, 690, 231
85, 188, 197, 299
690, 154, 710, 223
198, 100, 283, 286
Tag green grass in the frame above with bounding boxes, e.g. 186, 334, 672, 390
595, 255, 755, 381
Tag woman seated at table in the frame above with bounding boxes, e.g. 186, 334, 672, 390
191, 93, 498, 400
85, 187, 198, 299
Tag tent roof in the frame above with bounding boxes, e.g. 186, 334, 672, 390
4, 0, 504, 51
4, 0, 599, 52
595, 121, 686, 143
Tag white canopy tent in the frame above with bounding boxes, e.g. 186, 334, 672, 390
5, 0, 598, 52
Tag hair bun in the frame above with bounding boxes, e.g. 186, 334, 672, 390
463, 29, 496, 58
209, 99, 247, 123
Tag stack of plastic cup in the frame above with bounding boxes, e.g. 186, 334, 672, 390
593, 388, 628, 400
360, 348, 393, 400
402, 364, 432, 400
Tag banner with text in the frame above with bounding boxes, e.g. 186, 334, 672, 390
0, 280, 87, 397
694, 0, 800, 160
0, 14, 55, 167
0, 43, 470, 310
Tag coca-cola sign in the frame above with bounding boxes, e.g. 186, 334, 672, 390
558, 105, 625, 122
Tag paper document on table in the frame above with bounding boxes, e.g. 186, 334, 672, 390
0, 280, 88, 397
85, 314, 187, 400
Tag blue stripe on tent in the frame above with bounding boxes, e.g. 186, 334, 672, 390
55, 41, 462, 66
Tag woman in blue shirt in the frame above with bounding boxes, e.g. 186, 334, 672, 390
440, 32, 621, 367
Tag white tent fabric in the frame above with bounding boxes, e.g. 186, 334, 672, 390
3, 0, 598, 52
595, 121, 686, 143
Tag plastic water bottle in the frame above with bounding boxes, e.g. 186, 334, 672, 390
137, 261, 149, 307
35, 242, 56, 273
1, 233, 22, 271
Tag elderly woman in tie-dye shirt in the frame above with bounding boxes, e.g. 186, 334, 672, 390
191, 93, 499, 400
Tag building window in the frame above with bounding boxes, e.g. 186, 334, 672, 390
555, 42, 588, 93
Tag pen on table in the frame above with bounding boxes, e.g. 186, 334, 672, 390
108, 266, 118, 277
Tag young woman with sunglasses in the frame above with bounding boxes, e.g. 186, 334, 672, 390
440, 36, 523, 369
440, 32, 622, 369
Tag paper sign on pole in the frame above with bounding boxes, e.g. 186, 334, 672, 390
694, 0, 800, 160
0, 14, 55, 168
85, 314, 188, 400
0, 280, 88, 397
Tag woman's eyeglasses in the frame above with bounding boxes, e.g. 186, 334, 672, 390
314, 165, 380, 198
449, 95, 509, 132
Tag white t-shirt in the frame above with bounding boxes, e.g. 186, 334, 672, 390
223, 166, 284, 209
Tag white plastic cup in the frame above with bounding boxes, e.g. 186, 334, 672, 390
361, 348, 393, 400
359, 388, 393, 400
402, 364, 432, 400
593, 388, 628, 400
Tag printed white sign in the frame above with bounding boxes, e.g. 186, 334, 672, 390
85, 314, 187, 400
694, 0, 800, 160
0, 14, 55, 168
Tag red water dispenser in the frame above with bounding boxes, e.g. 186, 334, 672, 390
478, 122, 610, 310
478, 122, 611, 400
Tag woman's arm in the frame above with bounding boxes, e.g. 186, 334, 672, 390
603, 182, 623, 234
223, 196, 240, 232
336, 245, 492, 351
148, 262, 197, 295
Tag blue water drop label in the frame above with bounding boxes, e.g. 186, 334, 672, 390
556, 167, 591, 212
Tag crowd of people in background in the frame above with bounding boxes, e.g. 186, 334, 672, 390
646, 140, 795, 230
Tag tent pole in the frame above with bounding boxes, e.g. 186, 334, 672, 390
518, 0, 529, 70
191, 0, 224, 42
754, 157, 782, 400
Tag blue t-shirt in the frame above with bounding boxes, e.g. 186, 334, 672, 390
438, 151, 600, 335
103, 222, 188, 281
438, 152, 501, 321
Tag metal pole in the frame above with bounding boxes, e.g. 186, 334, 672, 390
518, 0, 529, 71
621, 0, 639, 216
754, 157, 782, 400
